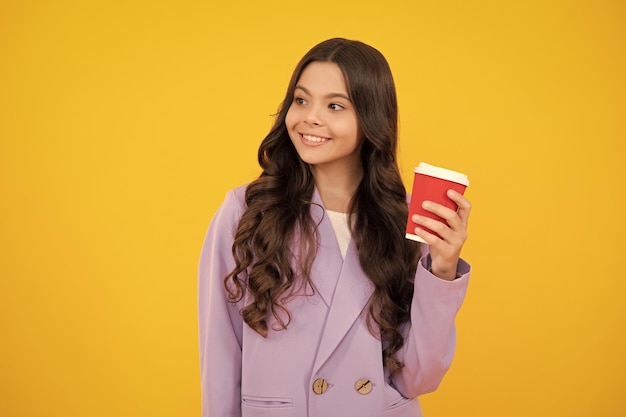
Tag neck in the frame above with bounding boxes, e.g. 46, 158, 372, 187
310, 162, 363, 213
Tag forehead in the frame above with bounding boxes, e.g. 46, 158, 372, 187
296, 61, 348, 94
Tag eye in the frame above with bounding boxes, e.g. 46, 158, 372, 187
329, 103, 345, 111
294, 97, 306, 105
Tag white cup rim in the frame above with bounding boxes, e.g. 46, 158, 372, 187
414, 162, 470, 186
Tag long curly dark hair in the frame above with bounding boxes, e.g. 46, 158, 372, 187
224, 38, 421, 376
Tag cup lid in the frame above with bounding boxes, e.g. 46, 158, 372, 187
414, 162, 470, 186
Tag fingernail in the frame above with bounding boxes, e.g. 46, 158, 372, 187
422, 201, 431, 209
412, 214, 420, 222
447, 190, 456, 197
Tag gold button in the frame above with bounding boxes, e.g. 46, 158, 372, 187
355, 378, 372, 395
312, 378, 328, 395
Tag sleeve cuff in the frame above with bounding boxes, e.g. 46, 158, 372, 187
421, 254, 471, 281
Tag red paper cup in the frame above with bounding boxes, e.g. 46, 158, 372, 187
405, 162, 470, 243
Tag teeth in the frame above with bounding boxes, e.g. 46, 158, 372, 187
302, 134, 328, 143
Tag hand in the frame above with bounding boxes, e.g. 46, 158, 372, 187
411, 190, 472, 281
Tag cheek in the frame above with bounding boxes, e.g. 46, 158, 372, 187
356, 124, 365, 142
285, 106, 296, 129
341, 119, 362, 141
284, 107, 300, 145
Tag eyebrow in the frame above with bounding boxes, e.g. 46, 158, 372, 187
295, 85, 351, 101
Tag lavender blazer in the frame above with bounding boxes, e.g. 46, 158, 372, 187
198, 185, 470, 417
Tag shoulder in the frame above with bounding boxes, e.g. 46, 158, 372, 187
218, 183, 249, 208
224, 183, 248, 208
208, 183, 249, 229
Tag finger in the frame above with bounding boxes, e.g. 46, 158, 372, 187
412, 214, 452, 241
421, 200, 456, 220
412, 224, 443, 246
447, 190, 472, 227
420, 200, 462, 230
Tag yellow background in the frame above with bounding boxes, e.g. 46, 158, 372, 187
1, 0, 624, 415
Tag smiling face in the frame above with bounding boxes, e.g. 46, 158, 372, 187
285, 61, 364, 176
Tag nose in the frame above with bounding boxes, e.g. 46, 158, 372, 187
304, 104, 322, 126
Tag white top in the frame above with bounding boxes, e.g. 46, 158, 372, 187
326, 210, 351, 259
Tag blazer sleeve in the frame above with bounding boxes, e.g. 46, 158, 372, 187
391, 250, 470, 399
198, 189, 245, 417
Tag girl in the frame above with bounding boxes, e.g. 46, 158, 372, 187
198, 38, 472, 417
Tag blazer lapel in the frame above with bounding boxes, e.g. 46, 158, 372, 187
308, 189, 344, 308
311, 237, 375, 373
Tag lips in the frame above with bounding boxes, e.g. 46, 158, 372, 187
300, 133, 329, 144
